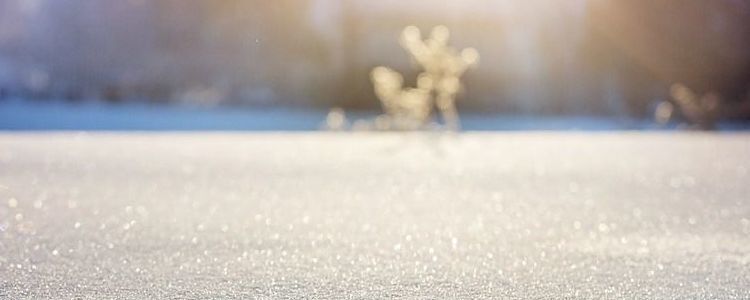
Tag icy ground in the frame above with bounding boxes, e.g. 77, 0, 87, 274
4, 99, 750, 131
0, 99, 670, 131
1, 133, 749, 299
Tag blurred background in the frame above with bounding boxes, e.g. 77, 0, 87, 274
0, 0, 749, 130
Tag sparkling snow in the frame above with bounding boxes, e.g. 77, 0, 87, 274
0, 133, 749, 299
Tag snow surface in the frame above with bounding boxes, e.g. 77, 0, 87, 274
1, 132, 749, 299
0, 99, 658, 131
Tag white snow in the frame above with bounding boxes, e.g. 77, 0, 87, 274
0, 132, 749, 299
3, 99, 750, 131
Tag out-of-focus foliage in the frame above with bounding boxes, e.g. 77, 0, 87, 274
365, 26, 478, 130
0, 0, 748, 119
370, 66, 432, 130
400, 26, 478, 129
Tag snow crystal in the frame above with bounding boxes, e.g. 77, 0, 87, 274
0, 132, 749, 299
